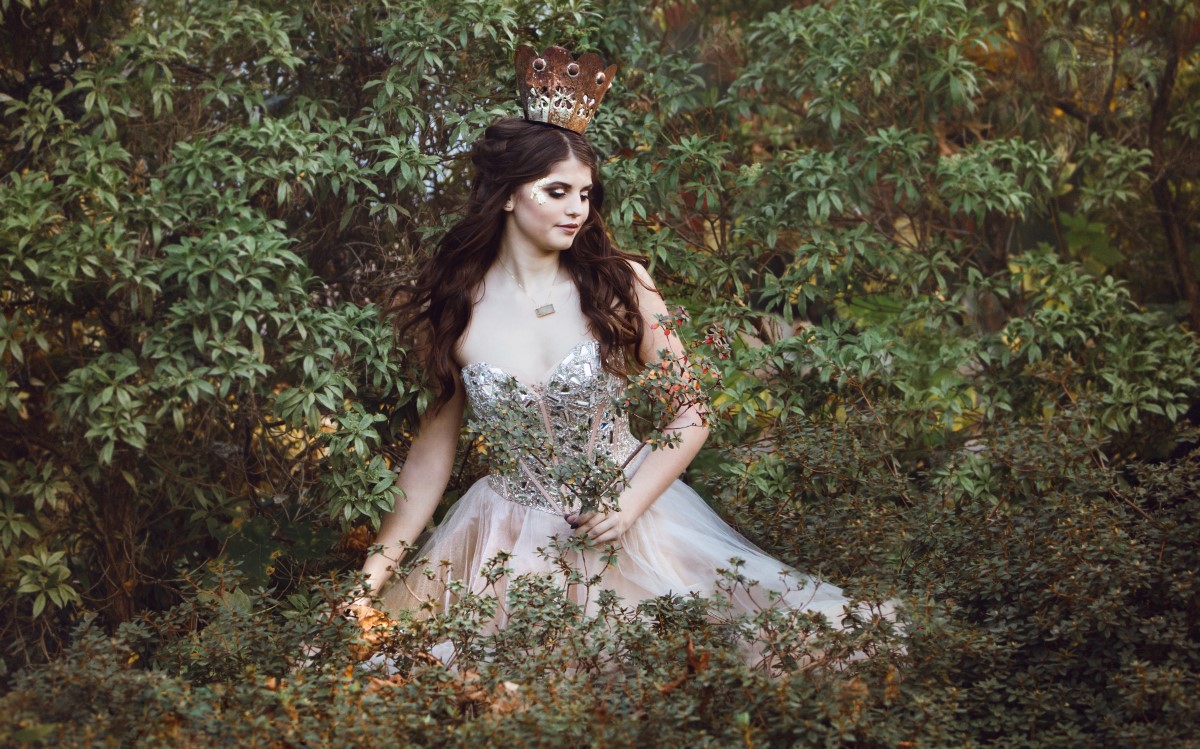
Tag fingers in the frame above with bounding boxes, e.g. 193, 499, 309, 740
577, 512, 607, 535
584, 516, 620, 542
566, 511, 595, 529
591, 526, 622, 544
568, 512, 626, 544
342, 602, 377, 619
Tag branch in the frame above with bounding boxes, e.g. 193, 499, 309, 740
1053, 99, 1110, 138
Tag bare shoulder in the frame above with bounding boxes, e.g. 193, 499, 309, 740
622, 259, 669, 325
619, 259, 677, 361
624, 258, 656, 287
623, 258, 662, 301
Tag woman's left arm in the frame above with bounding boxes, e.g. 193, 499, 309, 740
571, 262, 710, 544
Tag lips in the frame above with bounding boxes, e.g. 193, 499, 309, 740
558, 223, 580, 231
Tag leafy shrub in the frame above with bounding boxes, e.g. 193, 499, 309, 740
0, 550, 913, 748
2, 0, 1199, 746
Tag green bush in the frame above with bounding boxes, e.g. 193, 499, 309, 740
2, 0, 1199, 745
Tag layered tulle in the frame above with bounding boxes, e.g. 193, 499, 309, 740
379, 476, 858, 628
378, 340, 899, 656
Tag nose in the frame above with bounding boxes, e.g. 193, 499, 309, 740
566, 196, 584, 217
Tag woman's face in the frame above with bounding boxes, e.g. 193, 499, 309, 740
503, 156, 592, 254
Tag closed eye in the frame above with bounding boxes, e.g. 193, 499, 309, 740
549, 189, 590, 201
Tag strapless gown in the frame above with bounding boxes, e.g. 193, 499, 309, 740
379, 340, 862, 629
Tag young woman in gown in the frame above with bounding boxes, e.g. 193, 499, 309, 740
352, 116, 867, 636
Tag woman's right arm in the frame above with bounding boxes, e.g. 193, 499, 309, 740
356, 377, 466, 603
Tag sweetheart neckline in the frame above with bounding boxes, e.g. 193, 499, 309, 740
460, 339, 598, 391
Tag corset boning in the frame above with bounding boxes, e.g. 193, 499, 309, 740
460, 341, 644, 516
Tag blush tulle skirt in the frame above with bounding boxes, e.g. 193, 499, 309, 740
379, 477, 875, 630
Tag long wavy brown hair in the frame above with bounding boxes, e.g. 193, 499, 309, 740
396, 118, 647, 411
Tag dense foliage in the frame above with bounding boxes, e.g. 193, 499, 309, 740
2, 0, 1199, 746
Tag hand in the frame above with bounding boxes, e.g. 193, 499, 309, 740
341, 601, 394, 661
343, 584, 377, 616
567, 509, 632, 545
341, 592, 390, 633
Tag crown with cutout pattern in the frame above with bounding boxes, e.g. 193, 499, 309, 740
515, 44, 617, 134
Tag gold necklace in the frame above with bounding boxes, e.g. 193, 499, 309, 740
502, 262, 558, 317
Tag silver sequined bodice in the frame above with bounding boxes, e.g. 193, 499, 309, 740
460, 340, 643, 516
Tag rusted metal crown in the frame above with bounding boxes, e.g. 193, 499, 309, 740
515, 44, 617, 134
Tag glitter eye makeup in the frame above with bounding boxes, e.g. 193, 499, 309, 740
530, 177, 550, 205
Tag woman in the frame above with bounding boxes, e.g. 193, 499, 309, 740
355, 116, 859, 632
353, 46, 882, 647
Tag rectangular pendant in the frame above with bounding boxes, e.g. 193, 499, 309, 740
535, 304, 556, 317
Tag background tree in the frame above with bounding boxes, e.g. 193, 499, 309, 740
1, 0, 1198, 745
